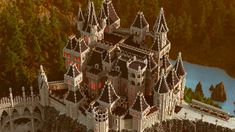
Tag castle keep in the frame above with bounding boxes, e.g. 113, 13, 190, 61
0, 0, 187, 132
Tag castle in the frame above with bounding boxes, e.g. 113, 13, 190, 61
0, 0, 187, 132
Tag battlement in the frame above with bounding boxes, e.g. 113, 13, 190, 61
0, 87, 40, 108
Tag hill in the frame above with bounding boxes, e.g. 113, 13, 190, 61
0, 0, 235, 89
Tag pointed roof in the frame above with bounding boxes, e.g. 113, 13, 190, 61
78, 5, 84, 22
66, 89, 83, 103
98, 4, 107, 20
166, 69, 180, 90
131, 92, 150, 112
82, 1, 100, 32
65, 35, 77, 50
162, 55, 171, 70
65, 64, 80, 78
103, 0, 119, 25
99, 81, 119, 104
154, 71, 170, 93
174, 52, 186, 76
151, 36, 161, 51
74, 38, 89, 53
89, 2, 99, 26
153, 8, 169, 33
131, 11, 149, 29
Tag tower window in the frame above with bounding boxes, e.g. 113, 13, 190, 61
115, 66, 120, 71
131, 73, 135, 78
95, 64, 99, 69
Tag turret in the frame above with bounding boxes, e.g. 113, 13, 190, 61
129, 92, 150, 131
63, 35, 89, 71
97, 81, 120, 112
79, 1, 103, 44
38, 65, 49, 106
174, 52, 186, 102
102, 0, 120, 32
93, 106, 109, 132
64, 64, 84, 120
153, 8, 169, 48
127, 58, 147, 106
77, 5, 85, 31
98, 4, 107, 30
64, 64, 83, 91
130, 11, 149, 44
153, 71, 170, 121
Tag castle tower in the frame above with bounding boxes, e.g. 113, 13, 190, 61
93, 106, 109, 132
98, 4, 107, 30
97, 81, 120, 112
38, 65, 49, 106
63, 35, 89, 71
166, 69, 180, 113
130, 11, 149, 44
77, 5, 85, 31
174, 52, 186, 102
102, 0, 120, 32
153, 71, 170, 121
64, 64, 84, 120
129, 92, 150, 132
153, 8, 169, 48
161, 55, 172, 74
127, 58, 147, 106
79, 1, 102, 44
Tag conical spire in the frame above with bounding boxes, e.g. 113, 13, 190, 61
174, 52, 186, 76
154, 70, 170, 93
151, 35, 161, 51
153, 7, 169, 33
88, 1, 99, 26
131, 92, 150, 112
166, 69, 180, 90
38, 65, 47, 83
65, 64, 80, 78
98, 4, 107, 20
131, 11, 149, 29
162, 55, 171, 70
99, 81, 119, 104
78, 5, 84, 22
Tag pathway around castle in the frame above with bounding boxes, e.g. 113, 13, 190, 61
173, 101, 235, 129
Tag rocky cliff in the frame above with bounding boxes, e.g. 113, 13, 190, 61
211, 82, 227, 102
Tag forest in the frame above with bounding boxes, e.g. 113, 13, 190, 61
0, 0, 235, 90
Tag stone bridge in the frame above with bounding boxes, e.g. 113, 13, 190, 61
0, 87, 44, 132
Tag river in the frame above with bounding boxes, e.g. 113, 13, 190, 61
182, 61, 235, 115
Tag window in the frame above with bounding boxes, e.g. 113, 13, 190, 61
131, 81, 135, 85
95, 64, 99, 69
115, 66, 120, 71
131, 73, 135, 78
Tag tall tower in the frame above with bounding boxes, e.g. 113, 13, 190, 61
77, 5, 85, 31
38, 65, 49, 106
64, 64, 84, 120
63, 35, 89, 71
79, 1, 103, 44
102, 0, 120, 32
127, 58, 147, 106
174, 52, 186, 102
153, 71, 170, 121
153, 8, 169, 48
129, 92, 150, 132
97, 81, 120, 112
130, 11, 149, 44
93, 106, 109, 132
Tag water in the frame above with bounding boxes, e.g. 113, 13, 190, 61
182, 61, 235, 115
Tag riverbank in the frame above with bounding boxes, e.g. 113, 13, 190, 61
170, 49, 235, 79
181, 61, 235, 115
